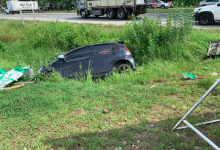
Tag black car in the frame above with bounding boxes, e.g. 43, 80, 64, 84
38, 41, 135, 78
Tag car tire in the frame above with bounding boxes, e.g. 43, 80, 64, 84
106, 9, 116, 19
80, 9, 87, 18
114, 63, 131, 74
161, 5, 165, 9
199, 14, 211, 25
202, 5, 206, 7
95, 15, 99, 18
148, 5, 152, 9
117, 8, 127, 19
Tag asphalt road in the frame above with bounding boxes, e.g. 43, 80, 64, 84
0, 13, 219, 28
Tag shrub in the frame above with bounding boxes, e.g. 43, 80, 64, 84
173, 0, 204, 7
123, 10, 194, 63
0, 41, 6, 52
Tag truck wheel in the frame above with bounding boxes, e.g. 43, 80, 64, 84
161, 5, 165, 9
80, 9, 87, 18
199, 14, 211, 25
106, 9, 116, 19
117, 8, 127, 19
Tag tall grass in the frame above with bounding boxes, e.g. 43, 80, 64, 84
124, 10, 194, 63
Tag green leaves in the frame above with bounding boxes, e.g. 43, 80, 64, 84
0, 41, 6, 52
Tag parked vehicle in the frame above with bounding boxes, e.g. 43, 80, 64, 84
194, 2, 220, 25
77, 0, 147, 19
38, 41, 136, 78
199, 0, 220, 7
6, 1, 20, 14
148, 0, 170, 9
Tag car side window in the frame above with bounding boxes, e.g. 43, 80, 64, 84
94, 44, 111, 55
66, 47, 91, 61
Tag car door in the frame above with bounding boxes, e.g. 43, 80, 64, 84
157, 1, 161, 7
91, 43, 118, 75
53, 46, 93, 78
214, 3, 220, 20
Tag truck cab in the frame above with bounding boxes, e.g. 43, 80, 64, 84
194, 2, 220, 25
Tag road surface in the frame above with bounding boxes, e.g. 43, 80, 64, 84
0, 13, 219, 28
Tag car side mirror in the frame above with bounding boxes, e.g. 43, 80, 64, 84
58, 54, 66, 61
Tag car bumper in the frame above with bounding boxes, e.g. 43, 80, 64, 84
194, 12, 200, 21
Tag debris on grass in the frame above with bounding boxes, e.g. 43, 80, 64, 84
145, 125, 150, 135
207, 40, 220, 57
5, 83, 25, 90
103, 109, 108, 113
150, 85, 156, 89
211, 72, 217, 76
183, 73, 197, 80
0, 66, 34, 90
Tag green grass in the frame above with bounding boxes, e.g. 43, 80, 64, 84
0, 17, 220, 149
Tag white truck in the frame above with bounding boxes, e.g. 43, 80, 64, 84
194, 2, 220, 25
77, 0, 147, 19
5, 1, 38, 14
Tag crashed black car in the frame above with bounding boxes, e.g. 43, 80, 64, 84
38, 41, 135, 78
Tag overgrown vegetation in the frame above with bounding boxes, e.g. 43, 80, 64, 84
173, 0, 204, 7
0, 10, 220, 149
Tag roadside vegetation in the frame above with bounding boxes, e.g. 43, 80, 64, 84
173, 0, 204, 7
0, 10, 220, 149
147, 7, 195, 13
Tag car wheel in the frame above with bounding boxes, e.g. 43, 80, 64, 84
106, 9, 116, 19
202, 5, 206, 7
199, 14, 211, 25
95, 15, 99, 18
161, 5, 165, 9
114, 64, 131, 74
117, 8, 127, 19
148, 5, 152, 9
80, 9, 87, 18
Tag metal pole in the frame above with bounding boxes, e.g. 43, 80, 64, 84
32, 8, 36, 25
183, 120, 220, 150
172, 78, 220, 130
19, 10, 24, 27
177, 119, 220, 130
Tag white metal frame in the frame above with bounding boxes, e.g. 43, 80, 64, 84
172, 78, 220, 150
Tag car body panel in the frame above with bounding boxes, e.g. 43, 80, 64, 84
199, 0, 220, 7
214, 3, 220, 20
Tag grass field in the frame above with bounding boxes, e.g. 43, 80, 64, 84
0, 15, 220, 149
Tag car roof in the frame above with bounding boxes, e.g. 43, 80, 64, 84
65, 42, 122, 55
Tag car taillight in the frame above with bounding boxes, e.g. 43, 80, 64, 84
124, 45, 131, 55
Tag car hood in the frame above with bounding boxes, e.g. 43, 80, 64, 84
194, 4, 215, 12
